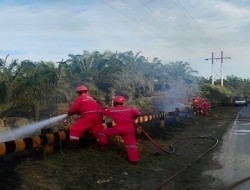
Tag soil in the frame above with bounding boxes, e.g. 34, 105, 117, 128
0, 106, 240, 190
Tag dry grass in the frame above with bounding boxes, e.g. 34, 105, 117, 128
0, 106, 240, 190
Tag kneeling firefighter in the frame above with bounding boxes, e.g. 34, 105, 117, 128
98, 96, 141, 164
67, 85, 103, 145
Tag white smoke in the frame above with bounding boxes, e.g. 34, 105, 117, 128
154, 79, 200, 112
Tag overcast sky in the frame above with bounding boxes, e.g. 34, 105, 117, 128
1, 0, 250, 79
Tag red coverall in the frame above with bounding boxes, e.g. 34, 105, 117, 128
192, 97, 201, 114
201, 99, 209, 116
98, 105, 141, 163
67, 93, 103, 143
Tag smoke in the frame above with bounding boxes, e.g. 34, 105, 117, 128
0, 114, 67, 143
153, 79, 199, 112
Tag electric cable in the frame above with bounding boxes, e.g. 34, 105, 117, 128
99, 0, 209, 60
135, 0, 210, 59
175, 0, 222, 51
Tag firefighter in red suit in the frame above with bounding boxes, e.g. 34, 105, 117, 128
201, 98, 210, 116
67, 85, 103, 144
98, 96, 141, 164
192, 96, 201, 115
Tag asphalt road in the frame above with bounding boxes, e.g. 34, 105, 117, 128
205, 105, 250, 189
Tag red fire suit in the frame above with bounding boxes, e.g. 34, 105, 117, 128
201, 99, 209, 116
98, 105, 141, 163
192, 97, 201, 114
67, 93, 103, 143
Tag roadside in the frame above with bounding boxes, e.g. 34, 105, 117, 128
0, 106, 240, 190
164, 106, 240, 190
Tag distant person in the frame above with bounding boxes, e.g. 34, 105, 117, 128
97, 95, 141, 164
67, 85, 103, 146
201, 98, 210, 116
192, 96, 201, 115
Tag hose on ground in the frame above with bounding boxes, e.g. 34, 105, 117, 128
136, 124, 175, 154
224, 176, 250, 190
154, 136, 218, 190
136, 124, 219, 190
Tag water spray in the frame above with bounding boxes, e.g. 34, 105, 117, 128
0, 114, 67, 143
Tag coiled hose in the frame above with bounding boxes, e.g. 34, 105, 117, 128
136, 124, 219, 190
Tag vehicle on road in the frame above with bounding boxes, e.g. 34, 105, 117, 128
234, 97, 248, 106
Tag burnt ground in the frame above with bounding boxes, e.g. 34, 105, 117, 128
0, 106, 240, 190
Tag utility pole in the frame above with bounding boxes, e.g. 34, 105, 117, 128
205, 52, 218, 85
205, 51, 231, 86
220, 51, 231, 86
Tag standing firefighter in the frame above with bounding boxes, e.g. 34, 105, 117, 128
192, 96, 201, 115
67, 85, 103, 145
98, 96, 141, 164
201, 98, 210, 116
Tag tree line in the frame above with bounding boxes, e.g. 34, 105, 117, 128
0, 51, 249, 120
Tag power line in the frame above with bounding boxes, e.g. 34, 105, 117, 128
135, 0, 222, 60
174, 0, 222, 51
135, 0, 200, 56
138, 0, 213, 58
100, 0, 229, 76
99, 0, 205, 60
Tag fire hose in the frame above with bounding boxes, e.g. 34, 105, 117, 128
224, 176, 250, 190
155, 136, 218, 190
136, 124, 175, 154
135, 124, 219, 190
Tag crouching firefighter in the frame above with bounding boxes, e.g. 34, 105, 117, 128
67, 85, 103, 146
98, 96, 141, 164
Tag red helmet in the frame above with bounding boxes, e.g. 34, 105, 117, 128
113, 96, 126, 104
76, 85, 88, 93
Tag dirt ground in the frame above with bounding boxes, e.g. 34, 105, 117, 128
0, 106, 240, 190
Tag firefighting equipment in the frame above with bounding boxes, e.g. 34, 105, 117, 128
136, 124, 175, 154
76, 85, 88, 93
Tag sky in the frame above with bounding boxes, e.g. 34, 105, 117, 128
1, 0, 250, 79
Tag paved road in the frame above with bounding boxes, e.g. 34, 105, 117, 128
206, 106, 250, 189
